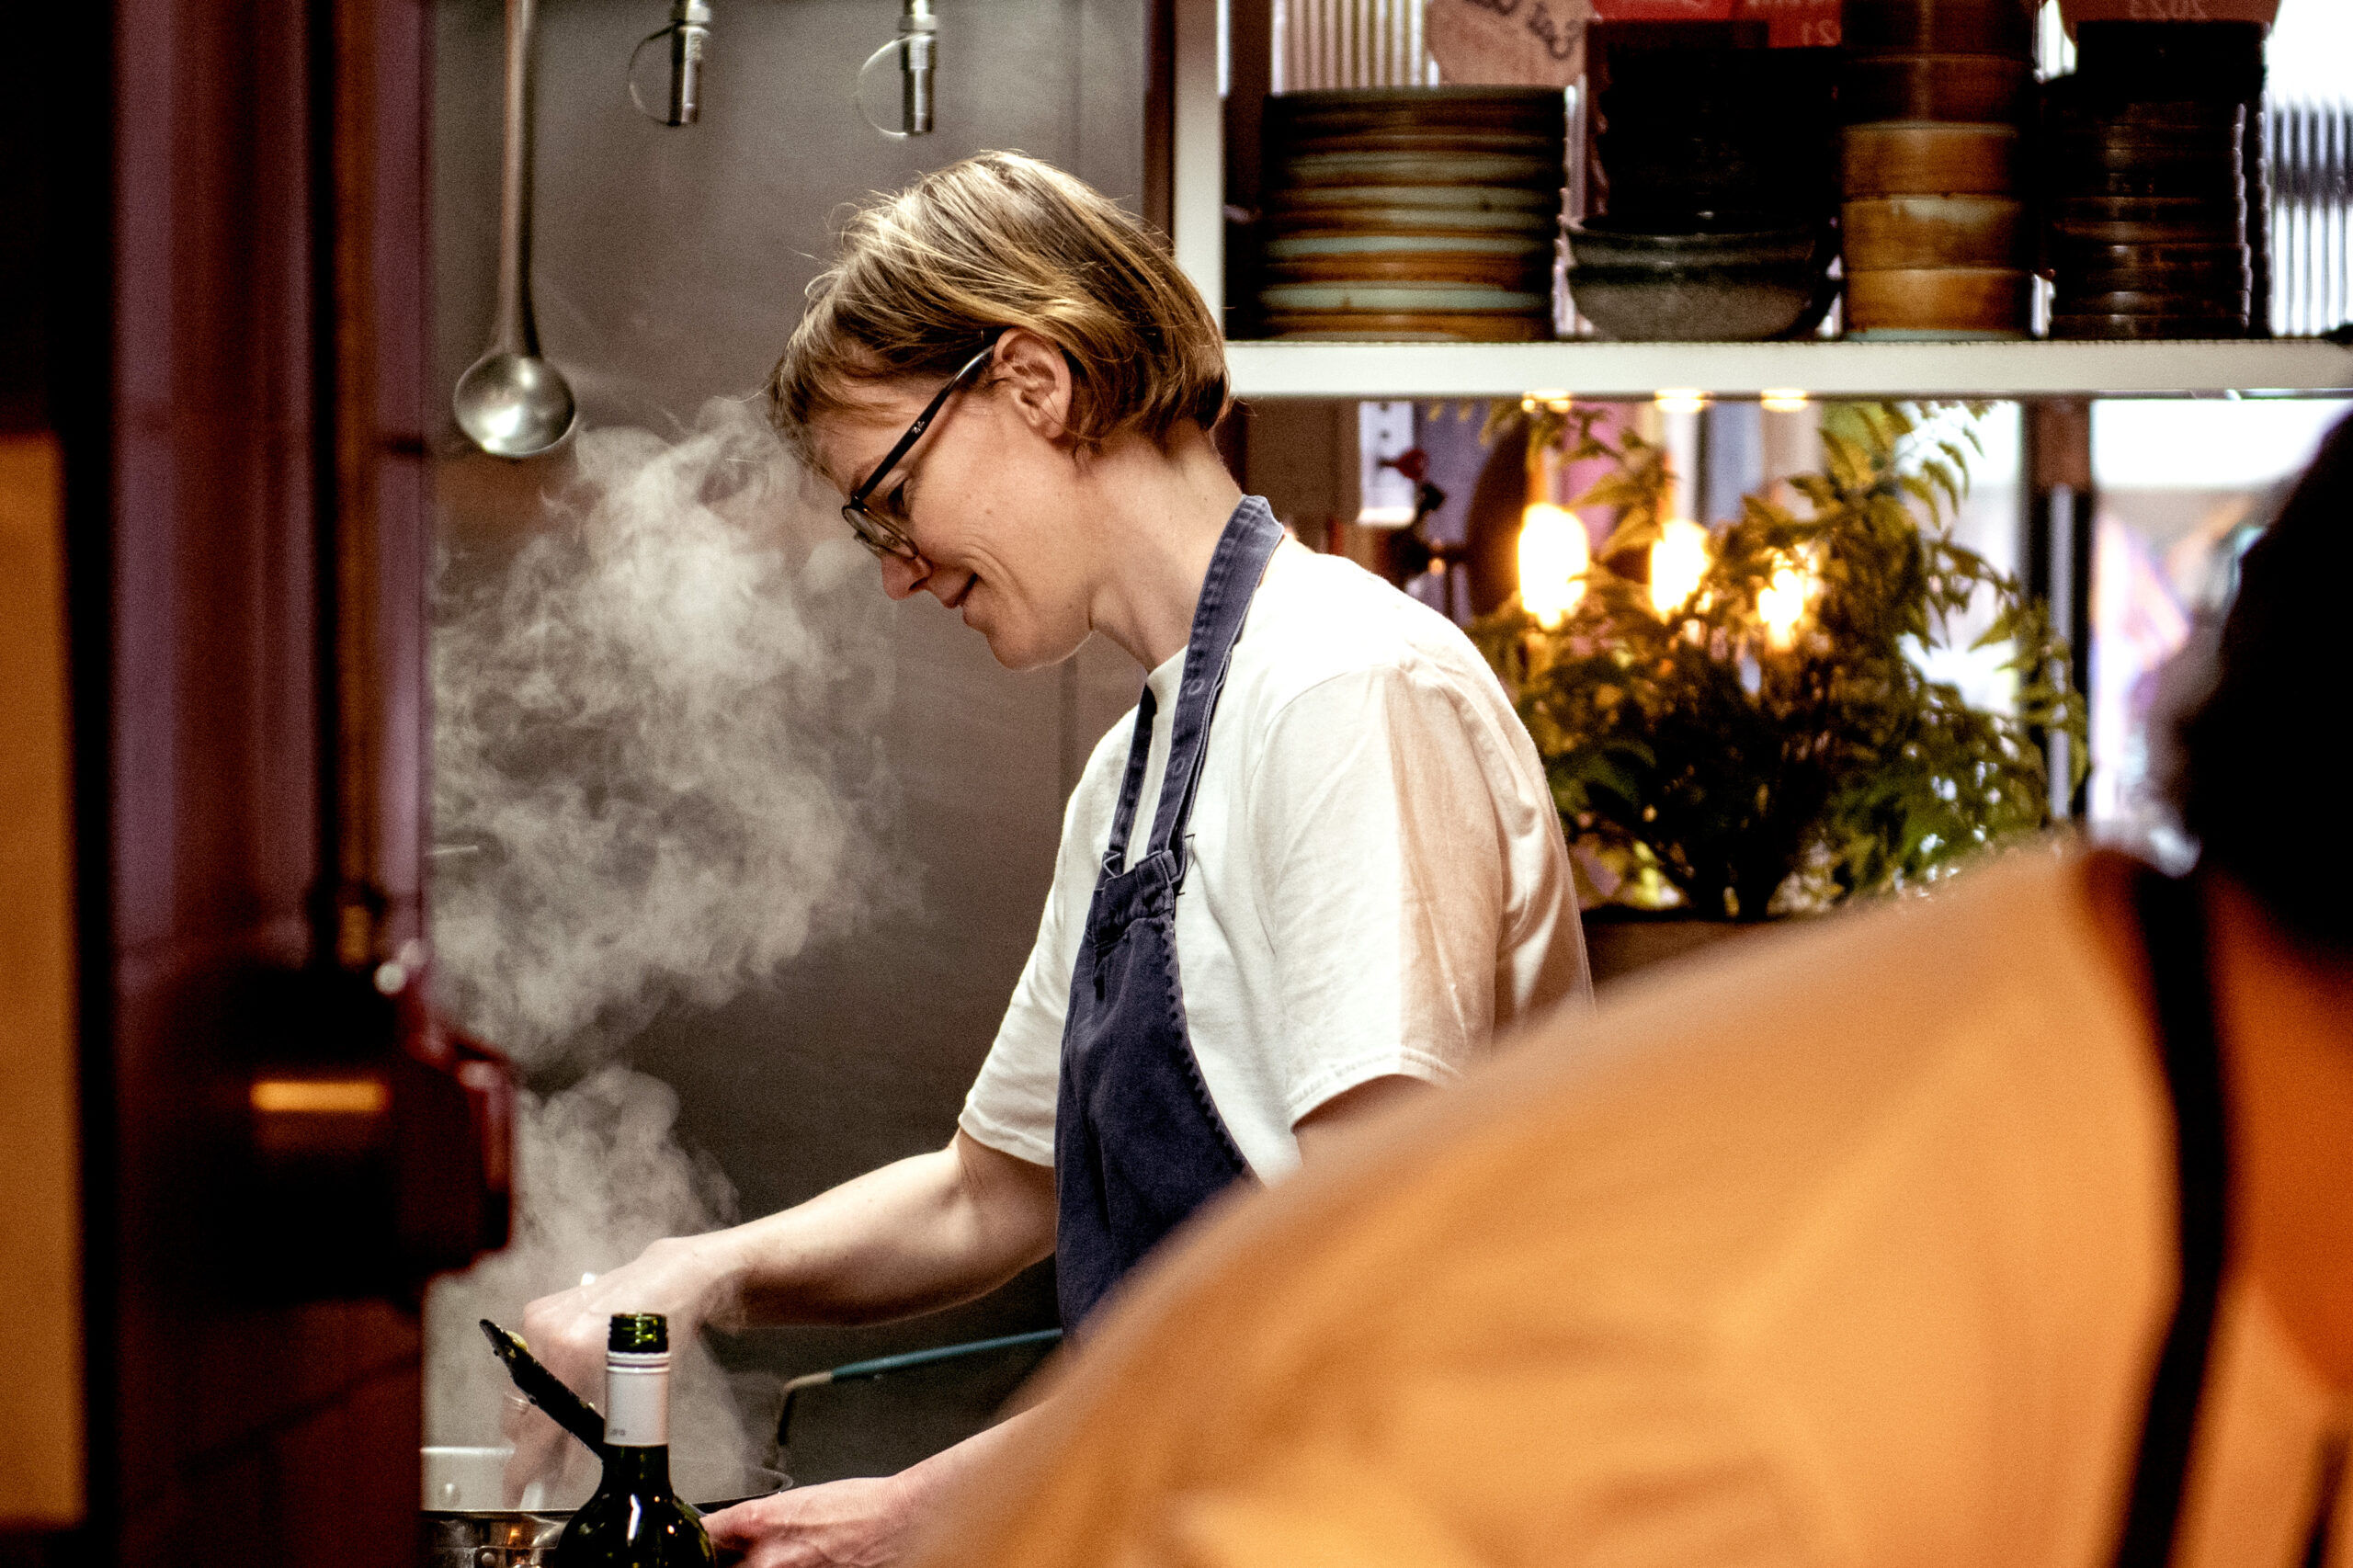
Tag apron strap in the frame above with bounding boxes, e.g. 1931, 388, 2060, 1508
1099, 684, 1160, 873
2111, 868, 2233, 1568
1143, 497, 1284, 866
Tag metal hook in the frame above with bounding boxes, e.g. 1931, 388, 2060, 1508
628, 0, 712, 126
854, 0, 937, 139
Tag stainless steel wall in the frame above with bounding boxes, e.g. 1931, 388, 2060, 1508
432, 0, 1148, 1480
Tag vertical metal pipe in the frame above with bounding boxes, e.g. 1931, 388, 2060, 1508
2024, 400, 2095, 820
312, 0, 388, 968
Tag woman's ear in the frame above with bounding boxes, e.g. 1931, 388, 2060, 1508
990, 328, 1076, 443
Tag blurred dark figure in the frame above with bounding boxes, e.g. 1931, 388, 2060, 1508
2177, 413, 2353, 956
900, 415, 2353, 1568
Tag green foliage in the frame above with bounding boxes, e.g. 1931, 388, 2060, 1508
1472, 402, 2088, 920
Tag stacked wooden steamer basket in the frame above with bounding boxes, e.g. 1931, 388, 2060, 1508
1257, 88, 1567, 342
1839, 0, 2036, 337
2042, 21, 2268, 340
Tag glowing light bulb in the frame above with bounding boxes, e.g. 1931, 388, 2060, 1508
1756, 553, 1813, 651
1761, 388, 1809, 414
1518, 502, 1589, 631
1654, 388, 1708, 416
1648, 518, 1711, 619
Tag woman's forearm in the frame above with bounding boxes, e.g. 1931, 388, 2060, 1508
703, 1131, 1057, 1326
517, 1130, 1055, 1451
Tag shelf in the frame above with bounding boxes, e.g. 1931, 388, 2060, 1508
1224, 337, 2353, 402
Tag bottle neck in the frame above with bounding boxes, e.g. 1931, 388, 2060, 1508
604, 1347, 671, 1449
600, 1439, 675, 1494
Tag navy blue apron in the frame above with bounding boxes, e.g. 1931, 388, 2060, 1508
1053, 496, 1283, 1328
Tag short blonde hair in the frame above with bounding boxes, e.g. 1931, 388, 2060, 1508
767, 153, 1228, 474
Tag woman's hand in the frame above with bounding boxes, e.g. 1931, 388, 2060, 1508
701, 1476, 918, 1568
500, 1137, 1051, 1498
505, 1233, 739, 1497
704, 1407, 1045, 1568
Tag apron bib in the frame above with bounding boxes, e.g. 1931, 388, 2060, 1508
1053, 497, 1284, 1329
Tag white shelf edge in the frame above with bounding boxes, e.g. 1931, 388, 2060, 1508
1225, 338, 2353, 401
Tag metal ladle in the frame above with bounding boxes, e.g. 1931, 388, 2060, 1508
455, 0, 576, 459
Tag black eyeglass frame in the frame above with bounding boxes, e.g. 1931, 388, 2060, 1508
840, 338, 1002, 559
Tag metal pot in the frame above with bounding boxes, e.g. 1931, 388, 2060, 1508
421, 1448, 788, 1568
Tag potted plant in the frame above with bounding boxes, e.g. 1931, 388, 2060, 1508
1472, 402, 2087, 975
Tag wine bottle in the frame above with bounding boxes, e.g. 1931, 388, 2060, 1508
554, 1312, 715, 1567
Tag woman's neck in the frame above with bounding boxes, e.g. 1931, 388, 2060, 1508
1078, 423, 1247, 670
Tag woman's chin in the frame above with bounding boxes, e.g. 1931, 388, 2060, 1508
984, 633, 1053, 672
974, 615, 1084, 673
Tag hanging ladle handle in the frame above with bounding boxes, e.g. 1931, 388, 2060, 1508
491, 0, 540, 359
453, 0, 576, 459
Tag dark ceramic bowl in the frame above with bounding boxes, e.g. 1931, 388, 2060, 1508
1566, 223, 1831, 341
1567, 222, 1823, 272
1570, 268, 1821, 342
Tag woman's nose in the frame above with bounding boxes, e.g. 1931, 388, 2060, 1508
879, 551, 929, 600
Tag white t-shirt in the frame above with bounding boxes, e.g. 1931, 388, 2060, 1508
959, 536, 1589, 1181
923, 851, 2350, 1568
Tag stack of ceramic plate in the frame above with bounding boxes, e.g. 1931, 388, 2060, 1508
2043, 22, 2266, 340
1257, 87, 1566, 342
1839, 0, 2036, 338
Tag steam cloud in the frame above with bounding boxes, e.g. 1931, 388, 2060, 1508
425, 1067, 775, 1504
423, 398, 899, 1494
430, 396, 896, 1068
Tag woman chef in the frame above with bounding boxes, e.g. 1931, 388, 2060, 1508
518, 152, 1588, 1566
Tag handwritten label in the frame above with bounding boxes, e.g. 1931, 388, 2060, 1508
1428, 0, 1594, 85
2057, 0, 2278, 23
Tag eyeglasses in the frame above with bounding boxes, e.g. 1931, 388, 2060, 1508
840, 340, 1001, 560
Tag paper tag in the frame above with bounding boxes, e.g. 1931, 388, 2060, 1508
1427, 0, 1593, 85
